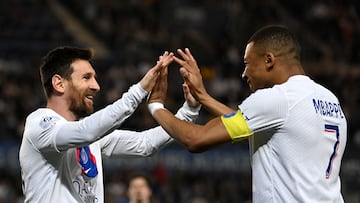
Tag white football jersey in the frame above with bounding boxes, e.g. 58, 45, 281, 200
19, 84, 198, 203
239, 75, 347, 203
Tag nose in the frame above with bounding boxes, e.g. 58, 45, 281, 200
91, 78, 100, 92
241, 68, 247, 81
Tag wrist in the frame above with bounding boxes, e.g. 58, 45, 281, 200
175, 102, 201, 122
136, 82, 148, 95
184, 102, 201, 112
197, 92, 210, 105
148, 102, 165, 115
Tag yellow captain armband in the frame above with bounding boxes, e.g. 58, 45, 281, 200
221, 110, 253, 141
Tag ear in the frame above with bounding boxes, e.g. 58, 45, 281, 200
264, 52, 275, 71
51, 74, 66, 94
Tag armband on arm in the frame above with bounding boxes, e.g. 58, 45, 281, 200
221, 110, 253, 141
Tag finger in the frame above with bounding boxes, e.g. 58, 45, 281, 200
175, 49, 199, 73
173, 55, 186, 66
159, 51, 174, 66
179, 67, 190, 80
151, 60, 164, 74
158, 51, 169, 61
180, 68, 193, 89
177, 49, 190, 61
185, 48, 195, 62
161, 52, 174, 67
182, 82, 199, 106
182, 83, 190, 95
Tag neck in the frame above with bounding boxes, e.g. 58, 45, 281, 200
274, 63, 305, 84
47, 96, 77, 121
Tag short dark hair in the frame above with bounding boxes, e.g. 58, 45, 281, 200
127, 172, 152, 188
40, 46, 94, 98
248, 25, 301, 61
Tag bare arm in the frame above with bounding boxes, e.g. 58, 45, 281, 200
151, 108, 231, 152
148, 53, 231, 152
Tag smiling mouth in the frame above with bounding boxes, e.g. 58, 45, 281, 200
85, 95, 95, 104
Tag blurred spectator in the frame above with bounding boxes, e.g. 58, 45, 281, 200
126, 173, 156, 203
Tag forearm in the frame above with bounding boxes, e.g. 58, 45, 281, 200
100, 126, 173, 158
55, 83, 147, 150
153, 109, 199, 150
198, 93, 234, 116
153, 108, 230, 152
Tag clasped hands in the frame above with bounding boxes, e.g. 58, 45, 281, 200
147, 48, 206, 114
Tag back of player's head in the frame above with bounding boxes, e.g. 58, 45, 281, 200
248, 25, 301, 62
40, 46, 94, 98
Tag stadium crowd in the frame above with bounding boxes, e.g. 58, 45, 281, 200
0, 0, 359, 202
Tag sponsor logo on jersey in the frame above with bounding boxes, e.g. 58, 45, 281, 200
76, 146, 98, 178
73, 177, 98, 203
39, 116, 60, 129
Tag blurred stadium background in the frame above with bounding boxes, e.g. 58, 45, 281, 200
0, 0, 359, 202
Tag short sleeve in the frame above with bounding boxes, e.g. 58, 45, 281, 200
239, 87, 288, 134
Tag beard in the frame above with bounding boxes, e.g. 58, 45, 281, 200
68, 85, 95, 120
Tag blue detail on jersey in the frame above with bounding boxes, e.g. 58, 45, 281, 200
224, 111, 250, 121
244, 115, 250, 121
223, 111, 237, 118
324, 124, 340, 179
312, 99, 344, 119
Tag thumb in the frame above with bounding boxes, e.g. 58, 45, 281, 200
179, 67, 190, 80
182, 83, 190, 95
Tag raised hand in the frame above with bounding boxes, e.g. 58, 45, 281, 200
173, 48, 209, 102
139, 51, 174, 93
147, 51, 173, 104
182, 83, 200, 108
174, 48, 234, 115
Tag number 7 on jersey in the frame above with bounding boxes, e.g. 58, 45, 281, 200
324, 124, 340, 179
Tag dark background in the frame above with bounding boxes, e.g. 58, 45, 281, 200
0, 0, 359, 202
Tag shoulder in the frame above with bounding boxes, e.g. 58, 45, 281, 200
241, 85, 287, 110
247, 75, 316, 108
24, 108, 65, 141
26, 108, 63, 129
239, 78, 301, 123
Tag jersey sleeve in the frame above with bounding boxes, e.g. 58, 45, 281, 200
25, 83, 148, 152
239, 87, 288, 134
220, 87, 287, 141
55, 83, 148, 151
99, 126, 173, 158
98, 102, 201, 158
